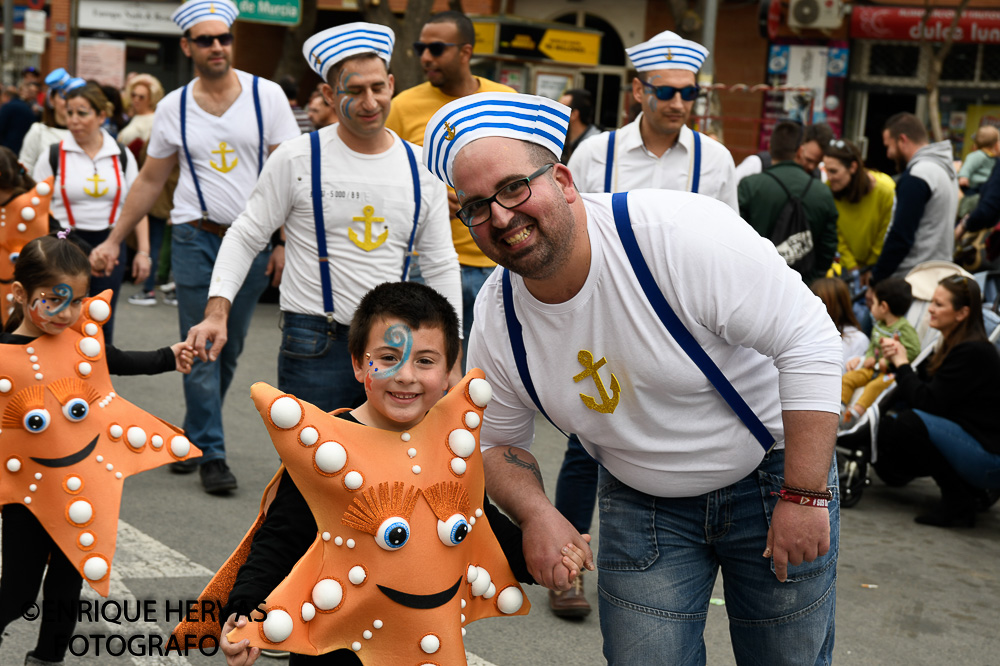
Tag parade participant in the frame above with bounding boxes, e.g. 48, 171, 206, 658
0, 233, 195, 666
384, 10, 515, 369
18, 69, 72, 177
424, 93, 841, 664
558, 88, 601, 165
306, 89, 336, 129
567, 30, 737, 210
185, 22, 461, 412
89, 0, 300, 494
32, 82, 147, 345
203, 283, 590, 665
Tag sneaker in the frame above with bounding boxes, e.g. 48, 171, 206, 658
170, 456, 201, 474
159, 281, 176, 292
162, 289, 178, 306
548, 572, 591, 618
25, 651, 64, 665
128, 290, 157, 306
200, 459, 238, 494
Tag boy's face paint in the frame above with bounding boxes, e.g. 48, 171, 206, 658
20, 274, 89, 337
354, 318, 449, 431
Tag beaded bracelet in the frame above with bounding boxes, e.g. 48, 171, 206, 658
772, 490, 831, 508
781, 484, 833, 500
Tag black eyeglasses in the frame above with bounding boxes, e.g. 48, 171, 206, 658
413, 41, 463, 57
641, 81, 699, 102
457, 163, 555, 228
190, 33, 234, 48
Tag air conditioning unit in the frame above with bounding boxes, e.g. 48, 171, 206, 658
787, 0, 844, 30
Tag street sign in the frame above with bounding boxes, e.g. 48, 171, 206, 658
236, 0, 300, 26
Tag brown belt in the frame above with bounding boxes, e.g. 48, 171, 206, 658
180, 219, 229, 238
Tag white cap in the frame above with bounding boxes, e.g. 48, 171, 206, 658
302, 22, 395, 82
626, 30, 709, 74
422, 93, 570, 188
171, 0, 239, 32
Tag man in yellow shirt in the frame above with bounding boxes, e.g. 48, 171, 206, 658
385, 10, 514, 367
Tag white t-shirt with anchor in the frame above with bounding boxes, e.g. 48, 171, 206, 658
467, 191, 842, 498
147, 69, 300, 225
32, 129, 138, 232
208, 125, 461, 327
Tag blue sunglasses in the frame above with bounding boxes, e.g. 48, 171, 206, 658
642, 81, 700, 102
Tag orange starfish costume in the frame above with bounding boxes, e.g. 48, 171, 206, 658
177, 371, 530, 665
0, 291, 199, 596
1, 177, 54, 325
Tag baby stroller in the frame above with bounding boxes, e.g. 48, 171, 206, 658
835, 260, 1000, 508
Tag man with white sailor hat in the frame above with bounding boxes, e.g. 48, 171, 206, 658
567, 30, 737, 209
89, 0, 300, 495
185, 22, 460, 416
424, 92, 841, 664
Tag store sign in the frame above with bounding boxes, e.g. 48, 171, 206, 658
237, 0, 300, 26
78, 1, 181, 35
851, 7, 1000, 44
496, 24, 599, 65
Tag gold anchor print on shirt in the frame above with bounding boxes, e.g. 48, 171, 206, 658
349, 205, 388, 251
444, 122, 456, 141
573, 350, 621, 414
83, 173, 108, 198
210, 142, 238, 173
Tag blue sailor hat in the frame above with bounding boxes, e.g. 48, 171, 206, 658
45, 68, 72, 92
626, 30, 709, 74
170, 0, 239, 32
302, 23, 395, 82
422, 92, 570, 189
62, 78, 87, 96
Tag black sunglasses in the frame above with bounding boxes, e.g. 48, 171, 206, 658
641, 81, 699, 102
413, 41, 463, 57
190, 32, 234, 48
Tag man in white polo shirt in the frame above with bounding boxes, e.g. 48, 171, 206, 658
89, 0, 300, 495
184, 23, 460, 413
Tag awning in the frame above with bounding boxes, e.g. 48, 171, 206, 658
850, 6, 1000, 45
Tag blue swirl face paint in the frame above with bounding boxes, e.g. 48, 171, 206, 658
376, 324, 413, 379
337, 71, 358, 120
44, 283, 73, 316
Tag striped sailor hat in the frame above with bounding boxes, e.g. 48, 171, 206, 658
171, 0, 239, 31
422, 93, 570, 188
625, 30, 709, 74
302, 23, 395, 82
62, 78, 87, 95
45, 68, 72, 92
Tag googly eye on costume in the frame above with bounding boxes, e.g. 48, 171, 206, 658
23, 409, 51, 433
62, 398, 89, 422
375, 517, 410, 551
437, 514, 470, 546
9, 252, 19, 264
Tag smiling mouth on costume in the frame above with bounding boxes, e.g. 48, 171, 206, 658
377, 577, 462, 609
31, 434, 98, 468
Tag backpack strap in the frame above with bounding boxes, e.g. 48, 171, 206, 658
117, 141, 129, 172
610, 192, 775, 453
49, 142, 59, 179
400, 140, 421, 282
603, 130, 616, 193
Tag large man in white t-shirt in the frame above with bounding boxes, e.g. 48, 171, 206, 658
422, 93, 841, 664
184, 24, 461, 413
89, 0, 300, 495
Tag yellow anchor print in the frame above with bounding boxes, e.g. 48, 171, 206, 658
349, 205, 388, 251
210, 142, 238, 173
83, 173, 108, 198
444, 122, 456, 141
666, 48, 674, 60
573, 350, 621, 414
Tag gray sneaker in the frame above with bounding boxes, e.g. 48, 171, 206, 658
128, 290, 157, 306
161, 288, 178, 306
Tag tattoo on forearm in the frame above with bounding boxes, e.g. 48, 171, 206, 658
503, 448, 544, 488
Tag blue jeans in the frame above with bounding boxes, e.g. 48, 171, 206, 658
555, 434, 598, 533
142, 215, 168, 292
277, 312, 366, 412
597, 449, 838, 666
73, 228, 126, 345
171, 223, 270, 463
913, 410, 1000, 489
461, 265, 494, 372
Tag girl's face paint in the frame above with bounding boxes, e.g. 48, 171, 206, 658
19, 273, 89, 337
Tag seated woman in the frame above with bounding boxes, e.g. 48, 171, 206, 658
811, 277, 869, 369
874, 276, 1000, 527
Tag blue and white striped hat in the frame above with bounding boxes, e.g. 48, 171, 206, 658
302, 23, 395, 82
626, 30, 709, 74
422, 93, 570, 188
45, 68, 71, 92
62, 78, 87, 96
171, 0, 239, 32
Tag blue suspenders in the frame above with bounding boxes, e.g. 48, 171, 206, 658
180, 75, 264, 222
308, 131, 422, 320
603, 128, 703, 195
502, 192, 774, 453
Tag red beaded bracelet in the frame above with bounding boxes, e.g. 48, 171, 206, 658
771, 490, 831, 508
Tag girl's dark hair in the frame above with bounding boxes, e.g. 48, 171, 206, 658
348, 282, 460, 368
4, 233, 91, 333
0, 147, 35, 200
927, 275, 988, 375
42, 91, 66, 128
810, 277, 861, 335
823, 139, 872, 204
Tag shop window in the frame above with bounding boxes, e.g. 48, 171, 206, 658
940, 44, 977, 82
983, 45, 1000, 83
868, 44, 920, 78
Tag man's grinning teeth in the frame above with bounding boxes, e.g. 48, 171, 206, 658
505, 226, 533, 245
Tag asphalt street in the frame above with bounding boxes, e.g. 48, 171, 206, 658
1, 294, 997, 665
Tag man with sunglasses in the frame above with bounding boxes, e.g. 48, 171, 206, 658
567, 30, 737, 211
424, 92, 841, 665
385, 10, 515, 371
89, 0, 300, 495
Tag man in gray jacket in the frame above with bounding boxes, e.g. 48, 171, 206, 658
872, 113, 958, 284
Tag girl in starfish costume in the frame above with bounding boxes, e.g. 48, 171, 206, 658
0, 234, 198, 666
